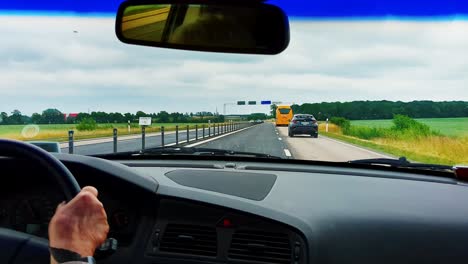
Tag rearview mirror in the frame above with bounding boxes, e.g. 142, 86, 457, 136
115, 0, 290, 55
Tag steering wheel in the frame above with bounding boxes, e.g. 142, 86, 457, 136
0, 139, 81, 264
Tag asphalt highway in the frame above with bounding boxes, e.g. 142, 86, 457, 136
192, 122, 290, 159
62, 122, 392, 161
276, 126, 392, 161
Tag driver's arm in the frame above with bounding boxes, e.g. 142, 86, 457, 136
48, 186, 109, 264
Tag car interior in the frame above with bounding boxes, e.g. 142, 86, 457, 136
1, 0, 468, 264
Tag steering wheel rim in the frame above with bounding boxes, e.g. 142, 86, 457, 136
0, 139, 80, 201
0, 139, 81, 264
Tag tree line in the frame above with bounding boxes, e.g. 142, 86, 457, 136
271, 100, 468, 120
0, 109, 225, 125
3, 100, 466, 125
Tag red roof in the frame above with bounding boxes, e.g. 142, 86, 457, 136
63, 113, 79, 120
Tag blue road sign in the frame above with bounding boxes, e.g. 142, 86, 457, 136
261, 100, 272, 105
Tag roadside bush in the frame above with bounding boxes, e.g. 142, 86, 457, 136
390, 115, 438, 138
344, 126, 388, 140
329, 115, 439, 141
76, 117, 97, 131
330, 117, 351, 131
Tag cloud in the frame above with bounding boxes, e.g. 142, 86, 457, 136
0, 15, 467, 115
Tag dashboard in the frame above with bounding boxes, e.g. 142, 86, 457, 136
2, 154, 468, 264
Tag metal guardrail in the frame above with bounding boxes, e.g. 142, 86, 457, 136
67, 122, 256, 154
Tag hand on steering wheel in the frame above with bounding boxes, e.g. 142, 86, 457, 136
0, 139, 108, 264
49, 186, 109, 263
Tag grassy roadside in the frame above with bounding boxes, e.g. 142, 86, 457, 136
319, 118, 468, 165
321, 131, 460, 165
0, 123, 222, 142
351, 117, 468, 137
124, 5, 167, 16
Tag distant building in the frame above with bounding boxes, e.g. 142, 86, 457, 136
64, 113, 79, 121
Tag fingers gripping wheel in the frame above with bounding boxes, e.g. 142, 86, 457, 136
0, 139, 81, 264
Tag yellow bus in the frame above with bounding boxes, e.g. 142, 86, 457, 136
276, 105, 293, 126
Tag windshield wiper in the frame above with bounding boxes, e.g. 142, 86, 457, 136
142, 147, 282, 159
98, 146, 282, 159
349, 157, 453, 172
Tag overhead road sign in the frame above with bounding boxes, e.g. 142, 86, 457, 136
237, 101, 246, 105
248, 101, 257, 105
261, 100, 272, 105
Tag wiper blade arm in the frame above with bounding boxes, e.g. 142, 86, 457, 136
140, 146, 282, 159
189, 148, 282, 158
349, 157, 453, 172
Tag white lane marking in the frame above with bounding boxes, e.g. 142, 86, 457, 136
278, 137, 282, 141
319, 135, 394, 159
185, 126, 256, 147
284, 149, 292, 157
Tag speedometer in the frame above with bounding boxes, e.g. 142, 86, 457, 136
14, 195, 55, 237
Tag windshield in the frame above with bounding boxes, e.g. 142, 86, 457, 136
0, 0, 467, 166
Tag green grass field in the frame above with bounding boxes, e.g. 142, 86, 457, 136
351, 117, 468, 137
0, 123, 212, 142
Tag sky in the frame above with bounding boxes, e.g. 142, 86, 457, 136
1, 1, 468, 115
3, 0, 468, 17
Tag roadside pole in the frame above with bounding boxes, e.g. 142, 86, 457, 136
68, 130, 74, 154
138, 117, 151, 151
113, 128, 117, 153
175, 125, 179, 145
195, 125, 198, 140
326, 118, 329, 132
141, 126, 146, 151
186, 125, 189, 143
161, 126, 165, 147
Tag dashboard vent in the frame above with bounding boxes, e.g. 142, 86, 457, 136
159, 224, 217, 257
228, 230, 292, 264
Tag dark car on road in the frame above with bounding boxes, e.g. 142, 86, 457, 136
288, 114, 318, 138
